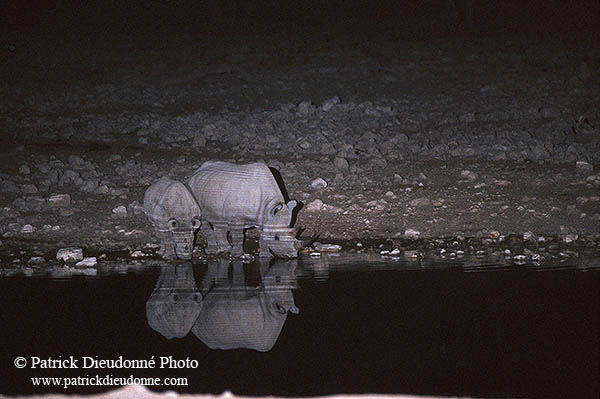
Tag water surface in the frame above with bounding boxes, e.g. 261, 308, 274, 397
1, 254, 598, 398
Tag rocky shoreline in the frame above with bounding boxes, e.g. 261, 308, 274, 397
1, 31, 599, 269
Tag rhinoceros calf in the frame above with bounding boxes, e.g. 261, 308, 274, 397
188, 161, 302, 258
146, 262, 203, 339
143, 177, 202, 260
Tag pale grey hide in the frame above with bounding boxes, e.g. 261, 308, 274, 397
145, 262, 203, 339
143, 177, 202, 260
191, 259, 299, 352
188, 161, 301, 258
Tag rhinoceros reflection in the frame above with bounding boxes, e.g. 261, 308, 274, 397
191, 258, 299, 352
146, 262, 203, 339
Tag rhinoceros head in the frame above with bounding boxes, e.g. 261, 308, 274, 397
144, 178, 202, 260
261, 200, 303, 258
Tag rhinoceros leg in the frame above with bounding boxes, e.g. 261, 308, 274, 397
212, 224, 232, 253
200, 223, 220, 254
258, 236, 273, 258
156, 230, 176, 259
229, 226, 245, 257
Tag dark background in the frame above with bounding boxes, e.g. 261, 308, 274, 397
4, 1, 599, 41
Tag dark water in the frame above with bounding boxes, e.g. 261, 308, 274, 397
1, 254, 598, 398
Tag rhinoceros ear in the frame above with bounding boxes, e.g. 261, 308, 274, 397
286, 200, 297, 211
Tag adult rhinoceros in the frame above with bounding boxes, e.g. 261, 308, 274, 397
188, 161, 306, 258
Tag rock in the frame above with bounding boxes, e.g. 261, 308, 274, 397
193, 136, 207, 147
523, 231, 535, 240
21, 184, 38, 194
56, 247, 84, 262
297, 100, 316, 115
321, 96, 341, 112
20, 224, 35, 233
575, 160, 593, 173
1, 179, 19, 193
112, 205, 128, 216
59, 208, 75, 217
313, 242, 342, 252
305, 199, 324, 212
298, 140, 311, 149
130, 250, 146, 258
460, 170, 478, 181
80, 179, 99, 192
68, 155, 86, 169
404, 228, 421, 239
311, 177, 328, 189
75, 257, 97, 267
563, 234, 578, 244
28, 256, 46, 265
128, 200, 144, 215
334, 156, 349, 169
384, 191, 396, 200
47, 194, 71, 207
409, 197, 431, 207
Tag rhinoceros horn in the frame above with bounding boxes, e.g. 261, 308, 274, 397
293, 229, 319, 250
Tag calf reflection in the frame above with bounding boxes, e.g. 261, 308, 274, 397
146, 262, 203, 339
192, 258, 299, 352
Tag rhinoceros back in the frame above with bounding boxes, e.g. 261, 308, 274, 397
188, 161, 284, 228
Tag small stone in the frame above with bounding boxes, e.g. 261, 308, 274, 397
334, 157, 349, 169
298, 140, 311, 149
128, 200, 144, 215
80, 179, 99, 192
193, 136, 207, 147
20, 224, 35, 233
305, 199, 324, 212
108, 154, 121, 161
75, 257, 97, 267
523, 231, 535, 240
112, 205, 128, 216
563, 234, 578, 244
297, 100, 316, 115
575, 161, 593, 172
95, 185, 110, 194
384, 191, 397, 199
1, 180, 19, 193
321, 96, 340, 112
409, 197, 431, 207
311, 178, 328, 190
404, 250, 419, 258
28, 256, 46, 265
131, 250, 146, 258
59, 208, 74, 217
313, 242, 342, 252
48, 194, 71, 207
460, 170, 478, 181
56, 247, 84, 262
404, 228, 421, 239
21, 184, 38, 194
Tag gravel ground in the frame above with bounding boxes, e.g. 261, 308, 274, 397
1, 28, 599, 267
